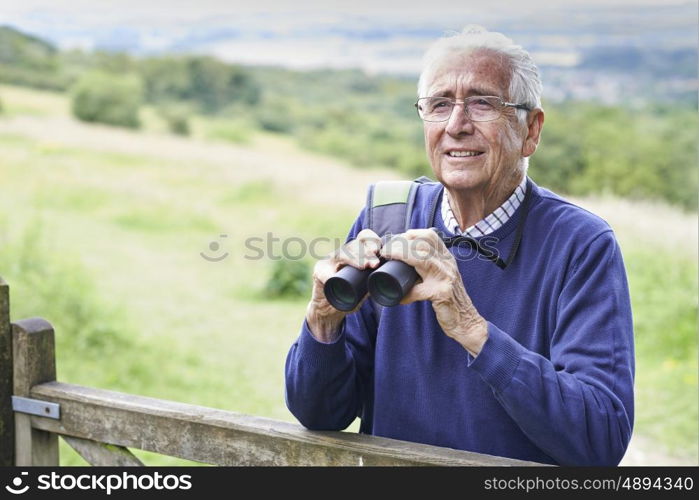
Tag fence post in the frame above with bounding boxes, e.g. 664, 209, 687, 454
0, 277, 13, 466
13, 317, 59, 465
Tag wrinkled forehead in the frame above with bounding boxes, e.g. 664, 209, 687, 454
423, 48, 512, 98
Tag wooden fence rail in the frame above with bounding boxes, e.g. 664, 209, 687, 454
0, 277, 541, 466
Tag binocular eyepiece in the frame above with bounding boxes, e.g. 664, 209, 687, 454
324, 259, 419, 311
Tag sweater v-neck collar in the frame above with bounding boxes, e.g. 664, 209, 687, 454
421, 178, 539, 269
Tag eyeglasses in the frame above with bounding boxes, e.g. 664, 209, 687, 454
415, 96, 531, 122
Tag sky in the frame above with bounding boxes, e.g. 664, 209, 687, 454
2, 0, 692, 27
1, 0, 690, 13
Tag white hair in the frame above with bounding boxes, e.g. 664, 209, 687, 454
417, 25, 543, 120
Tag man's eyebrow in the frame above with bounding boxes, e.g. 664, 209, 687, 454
467, 87, 499, 97
430, 86, 500, 98
430, 89, 454, 97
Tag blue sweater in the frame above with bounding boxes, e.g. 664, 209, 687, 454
285, 179, 634, 466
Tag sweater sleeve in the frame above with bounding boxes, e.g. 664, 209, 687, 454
284, 210, 378, 430
469, 230, 635, 466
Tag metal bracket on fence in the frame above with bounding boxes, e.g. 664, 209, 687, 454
12, 396, 60, 420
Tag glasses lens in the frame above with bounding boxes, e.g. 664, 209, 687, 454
419, 97, 453, 121
418, 96, 503, 122
466, 97, 500, 121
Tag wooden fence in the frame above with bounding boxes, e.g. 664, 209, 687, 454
0, 276, 539, 466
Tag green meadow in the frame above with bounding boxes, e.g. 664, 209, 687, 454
0, 84, 696, 465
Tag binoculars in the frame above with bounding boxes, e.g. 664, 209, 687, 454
324, 259, 419, 311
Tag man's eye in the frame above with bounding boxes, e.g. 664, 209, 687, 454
471, 98, 494, 109
431, 100, 450, 109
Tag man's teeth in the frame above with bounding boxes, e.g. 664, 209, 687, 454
448, 151, 482, 157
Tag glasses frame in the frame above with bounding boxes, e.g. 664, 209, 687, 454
414, 95, 532, 122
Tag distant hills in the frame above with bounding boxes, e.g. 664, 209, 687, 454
0, 25, 57, 65
1, 0, 697, 106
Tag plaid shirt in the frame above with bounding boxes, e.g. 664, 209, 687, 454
440, 177, 527, 237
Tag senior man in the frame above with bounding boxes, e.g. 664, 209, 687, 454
285, 26, 634, 466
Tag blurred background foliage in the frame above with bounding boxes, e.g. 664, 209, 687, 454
1, 24, 696, 209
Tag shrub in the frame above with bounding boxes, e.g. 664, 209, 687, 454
157, 104, 190, 136
264, 259, 312, 299
70, 70, 143, 128
255, 97, 299, 133
205, 119, 251, 144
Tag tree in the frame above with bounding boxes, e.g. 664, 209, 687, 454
70, 70, 143, 128
138, 55, 260, 114
185, 56, 260, 113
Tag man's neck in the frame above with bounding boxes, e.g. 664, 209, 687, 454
446, 173, 525, 230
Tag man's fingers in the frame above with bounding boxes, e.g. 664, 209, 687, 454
355, 229, 383, 267
311, 256, 343, 288
399, 282, 430, 305
335, 244, 379, 269
332, 229, 383, 269
356, 229, 382, 251
380, 234, 444, 269
402, 228, 441, 242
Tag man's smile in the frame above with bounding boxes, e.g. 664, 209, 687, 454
443, 148, 486, 163
446, 150, 484, 157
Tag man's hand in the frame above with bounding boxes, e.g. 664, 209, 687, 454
379, 229, 488, 356
306, 229, 383, 343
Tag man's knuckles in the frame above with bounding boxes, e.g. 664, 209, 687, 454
356, 228, 380, 241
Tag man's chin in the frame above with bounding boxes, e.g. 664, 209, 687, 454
437, 168, 487, 192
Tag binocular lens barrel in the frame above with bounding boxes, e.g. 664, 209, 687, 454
324, 266, 373, 311
367, 260, 419, 307
324, 260, 419, 311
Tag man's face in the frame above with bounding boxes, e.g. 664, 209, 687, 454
422, 49, 527, 194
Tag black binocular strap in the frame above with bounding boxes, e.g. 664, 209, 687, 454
439, 178, 533, 270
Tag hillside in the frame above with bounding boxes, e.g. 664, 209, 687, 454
0, 84, 696, 465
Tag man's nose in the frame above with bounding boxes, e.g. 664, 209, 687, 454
445, 102, 475, 136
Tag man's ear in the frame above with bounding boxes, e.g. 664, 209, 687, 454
522, 108, 544, 158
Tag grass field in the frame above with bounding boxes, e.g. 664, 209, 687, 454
0, 84, 696, 465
